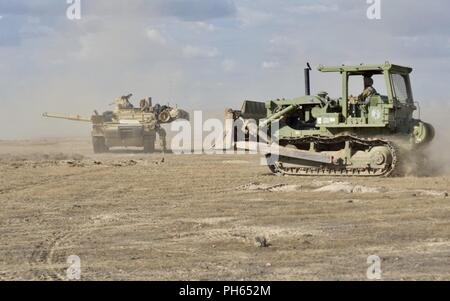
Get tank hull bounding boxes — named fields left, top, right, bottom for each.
left=92, top=123, right=159, bottom=153
left=43, top=93, right=188, bottom=154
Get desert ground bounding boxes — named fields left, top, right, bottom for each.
left=0, top=138, right=449, bottom=281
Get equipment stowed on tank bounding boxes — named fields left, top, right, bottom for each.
left=227, top=62, right=435, bottom=177
left=43, top=94, right=189, bottom=153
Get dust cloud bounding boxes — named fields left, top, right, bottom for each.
left=421, top=104, right=450, bottom=176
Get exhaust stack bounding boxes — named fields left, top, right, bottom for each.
left=304, top=62, right=312, bottom=96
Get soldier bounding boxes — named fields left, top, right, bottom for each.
left=140, top=98, right=150, bottom=112
left=153, top=103, right=162, bottom=115
left=349, top=76, right=377, bottom=117
left=156, top=126, right=167, bottom=152
left=120, top=94, right=134, bottom=109
left=358, top=76, right=377, bottom=103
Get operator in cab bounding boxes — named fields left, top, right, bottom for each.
left=349, top=76, right=377, bottom=117
left=358, top=76, right=377, bottom=103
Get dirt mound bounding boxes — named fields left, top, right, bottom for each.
left=237, top=182, right=302, bottom=192
left=238, top=181, right=447, bottom=197
left=412, top=190, right=449, bottom=198
left=314, top=182, right=386, bottom=194
left=0, top=152, right=84, bottom=163
left=238, top=181, right=384, bottom=194
left=222, top=160, right=251, bottom=165
left=0, top=153, right=166, bottom=169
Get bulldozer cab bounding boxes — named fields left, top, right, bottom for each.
left=318, top=62, right=415, bottom=127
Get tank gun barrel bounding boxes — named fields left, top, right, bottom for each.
left=259, top=104, right=297, bottom=128
left=42, top=112, right=91, bottom=123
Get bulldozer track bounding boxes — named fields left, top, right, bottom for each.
left=268, top=135, right=399, bottom=177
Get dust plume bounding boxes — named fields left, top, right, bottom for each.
left=421, top=104, right=450, bottom=176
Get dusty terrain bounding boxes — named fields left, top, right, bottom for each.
left=0, top=138, right=449, bottom=281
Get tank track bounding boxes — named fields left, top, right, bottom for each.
left=268, top=135, right=399, bottom=177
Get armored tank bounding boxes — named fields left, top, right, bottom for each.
left=229, top=62, right=434, bottom=177
left=43, top=94, right=189, bottom=153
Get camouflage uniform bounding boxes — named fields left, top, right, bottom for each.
left=348, top=77, right=377, bottom=117
left=358, top=86, right=377, bottom=103
left=358, top=77, right=377, bottom=103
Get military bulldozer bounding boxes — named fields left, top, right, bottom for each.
left=228, top=62, right=434, bottom=177
left=43, top=94, right=189, bottom=154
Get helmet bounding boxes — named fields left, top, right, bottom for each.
left=364, top=77, right=374, bottom=87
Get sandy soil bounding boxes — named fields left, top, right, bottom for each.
left=0, top=138, right=449, bottom=281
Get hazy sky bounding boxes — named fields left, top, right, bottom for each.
left=0, top=0, right=449, bottom=139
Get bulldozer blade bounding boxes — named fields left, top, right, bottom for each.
left=235, top=141, right=332, bottom=164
